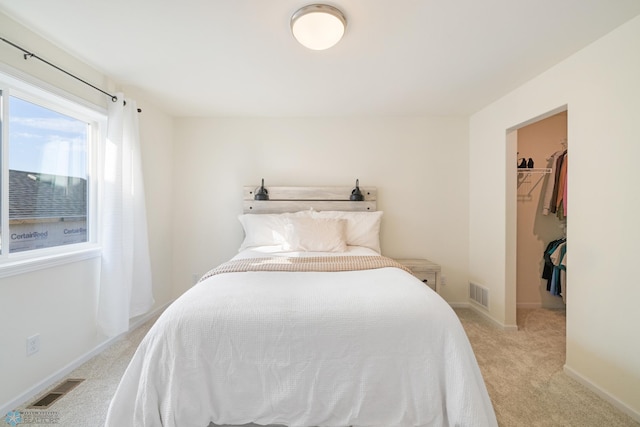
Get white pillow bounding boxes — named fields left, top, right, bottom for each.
left=238, top=210, right=313, bottom=251
left=284, top=217, right=347, bottom=252
left=311, top=210, right=383, bottom=253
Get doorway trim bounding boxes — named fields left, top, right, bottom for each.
left=504, top=104, right=567, bottom=326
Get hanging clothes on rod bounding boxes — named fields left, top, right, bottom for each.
left=558, top=152, right=568, bottom=219
left=542, top=147, right=568, bottom=217
left=542, top=238, right=567, bottom=301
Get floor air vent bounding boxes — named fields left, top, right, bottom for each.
left=29, top=378, right=84, bottom=409
left=469, top=282, right=489, bottom=308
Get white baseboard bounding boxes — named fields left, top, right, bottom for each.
left=454, top=301, right=518, bottom=331
left=128, top=300, right=171, bottom=330
left=563, top=365, right=640, bottom=423
left=447, top=301, right=470, bottom=308
left=0, top=301, right=172, bottom=416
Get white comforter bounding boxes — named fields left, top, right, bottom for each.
left=106, top=248, right=497, bottom=427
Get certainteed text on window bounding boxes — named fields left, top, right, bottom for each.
left=0, top=70, right=104, bottom=270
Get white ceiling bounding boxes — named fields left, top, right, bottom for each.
left=1, top=0, right=639, bottom=117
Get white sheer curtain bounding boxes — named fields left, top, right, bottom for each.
left=97, top=93, right=154, bottom=337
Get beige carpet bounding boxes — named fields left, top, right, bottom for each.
left=457, top=307, right=638, bottom=427
left=10, top=308, right=639, bottom=426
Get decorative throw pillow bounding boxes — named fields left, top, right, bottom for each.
left=284, top=217, right=347, bottom=252
left=311, top=210, right=383, bottom=253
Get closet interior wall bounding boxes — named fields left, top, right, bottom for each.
left=516, top=111, right=567, bottom=309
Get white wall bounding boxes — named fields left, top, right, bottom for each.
left=469, top=15, right=640, bottom=419
left=172, top=117, right=470, bottom=303
left=0, top=12, right=175, bottom=410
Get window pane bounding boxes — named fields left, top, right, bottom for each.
left=6, top=96, right=89, bottom=253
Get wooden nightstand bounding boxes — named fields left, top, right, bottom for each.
left=395, top=258, right=441, bottom=293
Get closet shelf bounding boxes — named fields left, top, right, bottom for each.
left=517, top=168, right=551, bottom=199
left=517, top=168, right=552, bottom=174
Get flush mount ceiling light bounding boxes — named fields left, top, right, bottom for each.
left=291, top=4, right=347, bottom=50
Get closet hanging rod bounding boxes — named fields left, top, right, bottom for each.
left=517, top=168, right=552, bottom=174
left=0, top=37, right=141, bottom=112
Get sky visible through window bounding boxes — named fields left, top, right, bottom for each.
left=9, top=96, right=87, bottom=179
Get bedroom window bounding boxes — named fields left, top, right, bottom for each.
left=0, top=71, right=104, bottom=268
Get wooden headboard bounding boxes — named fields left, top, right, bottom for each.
left=243, top=186, right=377, bottom=214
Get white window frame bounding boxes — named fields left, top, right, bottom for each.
left=0, top=67, right=105, bottom=278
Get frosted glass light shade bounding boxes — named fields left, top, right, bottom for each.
left=291, top=4, right=346, bottom=50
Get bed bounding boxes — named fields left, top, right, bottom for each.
left=105, top=186, right=497, bottom=427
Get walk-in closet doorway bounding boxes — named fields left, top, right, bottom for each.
left=506, top=106, right=568, bottom=334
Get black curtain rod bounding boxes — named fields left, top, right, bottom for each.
left=1, top=37, right=141, bottom=112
